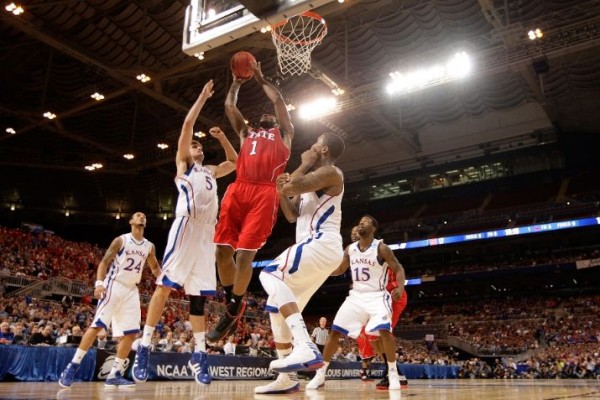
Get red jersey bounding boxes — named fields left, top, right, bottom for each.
left=386, top=267, right=399, bottom=292
left=237, top=127, right=290, bottom=184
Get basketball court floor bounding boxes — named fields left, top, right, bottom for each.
left=0, top=379, right=598, bottom=400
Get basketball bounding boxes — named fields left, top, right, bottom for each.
left=230, top=51, right=256, bottom=79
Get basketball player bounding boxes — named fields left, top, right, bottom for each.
left=357, top=261, right=409, bottom=388
left=58, top=212, right=160, bottom=388
left=254, top=132, right=345, bottom=394
left=307, top=215, right=406, bottom=391
left=208, top=62, right=294, bottom=342
left=132, top=80, right=237, bottom=385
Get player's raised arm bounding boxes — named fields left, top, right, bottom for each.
left=178, top=80, right=214, bottom=173
left=225, top=75, right=251, bottom=141
left=207, top=127, right=237, bottom=178
left=252, top=62, right=294, bottom=147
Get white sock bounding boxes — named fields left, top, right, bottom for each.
left=109, top=357, right=126, bottom=377
left=141, top=325, right=155, bottom=347
left=388, top=361, right=398, bottom=376
left=72, top=348, right=87, bottom=364
left=318, top=361, right=330, bottom=374
left=285, top=313, right=312, bottom=345
left=194, top=332, right=206, bottom=352
left=276, top=347, right=292, bottom=359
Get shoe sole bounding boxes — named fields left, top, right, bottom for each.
left=58, top=381, right=71, bottom=389
left=254, top=383, right=300, bottom=394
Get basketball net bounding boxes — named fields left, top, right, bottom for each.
left=271, top=11, right=327, bottom=76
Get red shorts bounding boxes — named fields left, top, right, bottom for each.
left=214, top=181, right=279, bottom=251
left=357, top=291, right=408, bottom=359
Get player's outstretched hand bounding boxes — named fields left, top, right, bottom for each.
left=251, top=61, right=267, bottom=84
left=199, top=79, right=214, bottom=100
left=209, top=127, right=226, bottom=140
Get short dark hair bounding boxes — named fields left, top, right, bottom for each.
left=191, top=140, right=202, bottom=147
left=362, top=214, right=379, bottom=231
left=321, top=132, right=345, bottom=161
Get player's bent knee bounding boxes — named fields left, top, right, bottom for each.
left=189, top=295, right=206, bottom=316
left=259, top=272, right=296, bottom=306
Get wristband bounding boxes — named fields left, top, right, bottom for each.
left=95, top=280, right=105, bottom=288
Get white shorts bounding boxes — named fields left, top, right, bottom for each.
left=158, top=216, right=217, bottom=296
left=331, top=289, right=393, bottom=339
left=263, top=232, right=343, bottom=312
left=91, top=280, right=140, bottom=337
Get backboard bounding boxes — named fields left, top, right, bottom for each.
left=182, top=0, right=337, bottom=55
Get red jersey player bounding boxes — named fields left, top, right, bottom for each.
left=208, top=61, right=294, bottom=342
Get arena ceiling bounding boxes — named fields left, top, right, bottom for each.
left=1, top=0, right=599, bottom=226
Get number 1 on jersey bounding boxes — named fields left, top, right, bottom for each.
left=249, top=140, right=257, bottom=155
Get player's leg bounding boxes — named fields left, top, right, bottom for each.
left=105, top=332, right=136, bottom=388
left=58, top=325, right=103, bottom=387
left=188, top=296, right=211, bottom=384
left=259, top=268, right=322, bottom=373
left=308, top=294, right=366, bottom=390
left=254, top=312, right=299, bottom=394
left=378, top=330, right=400, bottom=390
left=60, top=281, right=121, bottom=388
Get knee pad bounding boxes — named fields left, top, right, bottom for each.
left=259, top=271, right=296, bottom=308
left=270, top=312, right=293, bottom=344
left=189, top=296, right=206, bottom=316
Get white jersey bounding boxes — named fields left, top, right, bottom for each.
left=174, top=162, right=218, bottom=224
left=348, top=238, right=388, bottom=293
left=295, top=182, right=344, bottom=243
left=105, top=233, right=153, bottom=287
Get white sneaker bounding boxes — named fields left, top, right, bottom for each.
left=254, top=372, right=299, bottom=394
left=306, top=369, right=326, bottom=390
left=388, top=372, right=401, bottom=390
left=269, top=342, right=323, bottom=373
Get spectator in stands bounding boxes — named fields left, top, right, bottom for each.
left=28, top=324, right=54, bottom=346
left=157, top=330, right=174, bottom=352
left=346, top=347, right=358, bottom=362
left=0, top=321, right=14, bottom=344
left=11, top=322, right=26, bottom=345
left=223, top=334, right=237, bottom=355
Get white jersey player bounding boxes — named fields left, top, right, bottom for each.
left=307, top=215, right=406, bottom=391
left=255, top=132, right=346, bottom=395
left=59, top=212, right=160, bottom=389
left=133, top=80, right=237, bottom=386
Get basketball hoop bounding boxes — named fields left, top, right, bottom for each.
left=271, top=11, right=327, bottom=76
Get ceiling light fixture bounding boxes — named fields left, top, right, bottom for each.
left=194, top=131, right=206, bottom=138
left=193, top=52, right=205, bottom=60
left=157, top=143, right=169, bottom=150
left=136, top=73, right=151, bottom=83
left=5, top=2, right=24, bottom=15
left=528, top=28, right=543, bottom=40
left=123, top=153, right=135, bottom=160
left=386, top=51, right=472, bottom=95
left=90, top=92, right=105, bottom=101
left=6, top=127, right=16, bottom=134
left=43, top=111, right=57, bottom=120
